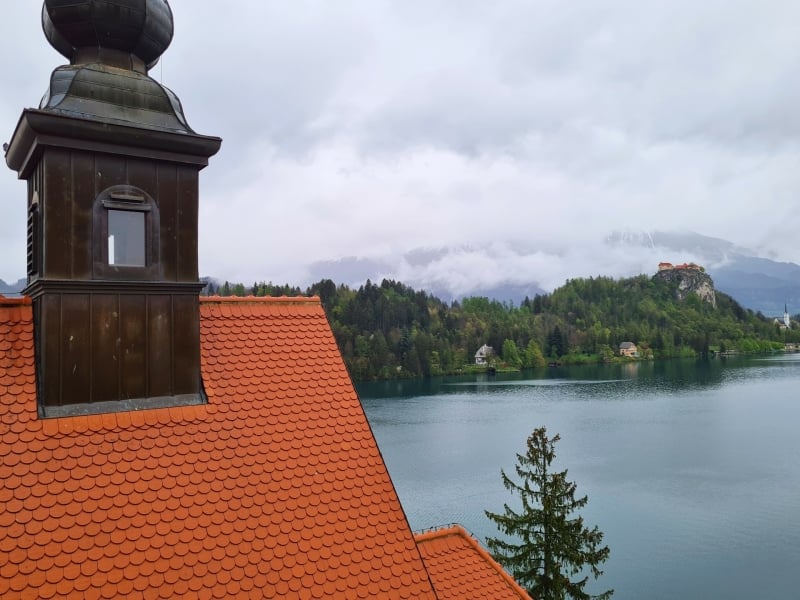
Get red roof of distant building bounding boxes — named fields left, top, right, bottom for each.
left=415, top=525, right=533, bottom=599
left=0, top=296, right=440, bottom=599
left=658, top=262, right=703, bottom=272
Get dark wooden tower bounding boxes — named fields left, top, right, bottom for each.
left=5, top=0, right=221, bottom=416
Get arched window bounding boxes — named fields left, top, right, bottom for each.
left=93, top=185, right=160, bottom=280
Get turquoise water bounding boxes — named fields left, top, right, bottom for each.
left=358, top=355, right=800, bottom=600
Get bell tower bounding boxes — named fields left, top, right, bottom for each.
left=5, top=0, right=221, bottom=416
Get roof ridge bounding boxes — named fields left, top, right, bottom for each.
left=0, top=295, right=32, bottom=307
left=414, top=523, right=474, bottom=542
left=201, top=295, right=320, bottom=305
left=0, top=294, right=322, bottom=306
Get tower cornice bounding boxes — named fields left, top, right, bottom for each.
left=6, top=109, right=221, bottom=178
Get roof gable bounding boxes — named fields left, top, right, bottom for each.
left=475, top=344, right=493, bottom=356
left=415, top=525, right=533, bottom=599
left=0, top=296, right=436, bottom=598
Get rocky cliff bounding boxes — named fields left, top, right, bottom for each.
left=654, top=267, right=717, bottom=308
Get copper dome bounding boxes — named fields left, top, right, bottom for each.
left=42, top=0, right=173, bottom=69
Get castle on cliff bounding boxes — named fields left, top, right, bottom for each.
left=658, top=262, right=704, bottom=272
left=654, top=262, right=716, bottom=307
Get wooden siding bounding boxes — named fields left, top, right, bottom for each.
left=35, top=148, right=200, bottom=283
left=38, top=292, right=201, bottom=407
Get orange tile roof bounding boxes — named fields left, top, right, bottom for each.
left=0, top=296, right=438, bottom=599
left=415, top=525, right=533, bottom=600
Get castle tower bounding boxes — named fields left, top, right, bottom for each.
left=5, top=0, right=221, bottom=416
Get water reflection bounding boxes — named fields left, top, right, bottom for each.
left=358, top=357, right=732, bottom=399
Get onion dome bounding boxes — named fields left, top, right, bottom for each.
left=42, top=0, right=173, bottom=71
left=38, top=0, right=194, bottom=134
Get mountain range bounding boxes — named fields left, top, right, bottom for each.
left=0, top=278, right=25, bottom=297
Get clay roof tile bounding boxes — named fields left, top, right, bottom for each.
left=415, top=524, right=534, bottom=599
left=0, top=298, right=441, bottom=598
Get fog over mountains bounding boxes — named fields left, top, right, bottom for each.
left=3, top=231, right=796, bottom=316
left=305, top=230, right=798, bottom=316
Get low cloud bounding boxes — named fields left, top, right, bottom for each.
left=2, top=0, right=800, bottom=286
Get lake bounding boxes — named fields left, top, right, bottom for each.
left=357, top=355, right=800, bottom=600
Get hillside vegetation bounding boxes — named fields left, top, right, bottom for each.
left=206, top=274, right=796, bottom=381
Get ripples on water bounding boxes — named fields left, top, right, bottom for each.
left=358, top=355, right=800, bottom=600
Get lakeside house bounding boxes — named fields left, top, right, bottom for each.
left=0, top=3, right=531, bottom=599
left=619, top=341, right=639, bottom=358
left=475, top=343, right=494, bottom=365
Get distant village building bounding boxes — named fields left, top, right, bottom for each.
left=475, top=344, right=494, bottom=365
left=619, top=342, right=639, bottom=358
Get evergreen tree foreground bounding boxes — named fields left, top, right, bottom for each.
left=485, top=427, right=613, bottom=600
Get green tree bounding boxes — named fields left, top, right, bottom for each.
left=596, top=344, right=615, bottom=363
left=502, top=339, right=523, bottom=368
left=485, top=427, right=613, bottom=600
left=547, top=326, right=565, bottom=358
left=524, top=339, right=546, bottom=368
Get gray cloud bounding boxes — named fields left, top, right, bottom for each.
left=2, top=0, right=799, bottom=289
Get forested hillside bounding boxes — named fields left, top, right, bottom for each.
left=205, top=275, right=796, bottom=381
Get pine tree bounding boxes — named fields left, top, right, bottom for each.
left=485, top=427, right=613, bottom=600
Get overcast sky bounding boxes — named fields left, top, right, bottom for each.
left=2, top=1, right=799, bottom=292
